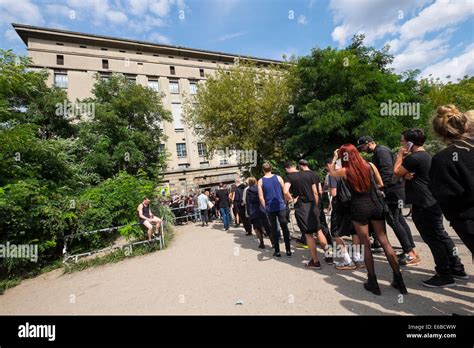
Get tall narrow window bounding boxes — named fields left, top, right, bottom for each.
left=176, top=143, right=187, bottom=158
left=158, top=144, right=165, bottom=155
left=171, top=103, right=183, bottom=130
left=54, top=72, right=68, bottom=88
left=199, top=68, right=204, bottom=77
left=197, top=143, right=207, bottom=157
left=189, top=81, right=197, bottom=95
left=169, top=80, right=180, bottom=94
left=57, top=55, right=64, bottom=65
left=102, top=59, right=109, bottom=69
left=170, top=66, right=176, bottom=75
left=148, top=78, right=159, bottom=92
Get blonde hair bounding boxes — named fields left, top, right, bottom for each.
left=432, top=105, right=472, bottom=145
left=247, top=176, right=257, bottom=186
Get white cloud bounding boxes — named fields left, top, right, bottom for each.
left=329, top=0, right=430, bottom=45
left=106, top=10, right=128, bottom=24
left=45, top=4, right=72, bottom=18
left=4, top=28, right=22, bottom=43
left=0, top=0, right=45, bottom=26
left=399, top=0, right=474, bottom=41
left=148, top=32, right=171, bottom=44
left=421, top=44, right=474, bottom=82
left=127, top=0, right=148, bottom=15
left=298, top=15, right=308, bottom=25
left=149, top=0, right=172, bottom=17
left=217, top=31, right=246, bottom=42
left=391, top=35, right=450, bottom=72
left=128, top=15, right=167, bottom=33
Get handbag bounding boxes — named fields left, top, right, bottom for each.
left=336, top=178, right=352, bottom=205
left=368, top=163, right=395, bottom=226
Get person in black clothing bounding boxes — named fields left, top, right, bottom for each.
left=216, top=183, right=231, bottom=231
left=394, top=128, right=467, bottom=288
left=357, top=136, right=420, bottom=266
left=324, top=158, right=363, bottom=270
left=430, top=105, right=474, bottom=255
left=234, top=180, right=252, bottom=235
left=246, top=176, right=272, bottom=248
left=298, top=159, right=333, bottom=259
left=137, top=197, right=162, bottom=241
left=329, top=144, right=407, bottom=295
left=284, top=161, right=331, bottom=269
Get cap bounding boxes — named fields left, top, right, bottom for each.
left=356, top=136, right=374, bottom=148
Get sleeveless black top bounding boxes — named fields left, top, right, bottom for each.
left=139, top=204, right=151, bottom=222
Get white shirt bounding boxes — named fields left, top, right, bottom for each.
left=197, top=194, right=209, bottom=210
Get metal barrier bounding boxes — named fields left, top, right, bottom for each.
left=168, top=204, right=200, bottom=223
left=63, top=221, right=165, bottom=263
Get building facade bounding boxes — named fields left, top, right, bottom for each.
left=13, top=23, right=280, bottom=195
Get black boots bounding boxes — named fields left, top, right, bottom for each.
left=363, top=272, right=408, bottom=295
left=391, top=271, right=408, bottom=294
left=364, top=274, right=381, bottom=295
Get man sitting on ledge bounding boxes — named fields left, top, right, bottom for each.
left=137, top=197, right=162, bottom=241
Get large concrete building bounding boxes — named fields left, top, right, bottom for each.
left=12, top=23, right=280, bottom=195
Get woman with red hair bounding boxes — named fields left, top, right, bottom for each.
left=328, top=144, right=407, bottom=295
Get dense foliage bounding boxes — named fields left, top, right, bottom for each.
left=0, top=50, right=172, bottom=279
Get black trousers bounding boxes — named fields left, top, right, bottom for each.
left=450, top=218, right=474, bottom=256
left=267, top=209, right=291, bottom=253
left=200, top=209, right=208, bottom=224
left=387, top=203, right=415, bottom=253
left=238, top=205, right=252, bottom=234
left=412, top=203, right=465, bottom=277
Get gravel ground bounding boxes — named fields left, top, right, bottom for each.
left=0, top=217, right=472, bottom=315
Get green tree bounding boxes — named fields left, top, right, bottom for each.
left=74, top=73, right=171, bottom=180
left=0, top=49, right=75, bottom=139
left=421, top=75, right=474, bottom=112
left=284, top=35, right=432, bottom=167
left=182, top=59, right=293, bottom=174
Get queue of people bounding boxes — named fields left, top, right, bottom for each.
left=141, top=104, right=472, bottom=296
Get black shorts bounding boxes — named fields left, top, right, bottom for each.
left=294, top=201, right=320, bottom=234
left=331, top=201, right=356, bottom=237
left=351, top=200, right=384, bottom=225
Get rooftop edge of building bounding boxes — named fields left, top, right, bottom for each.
left=12, top=23, right=285, bottom=66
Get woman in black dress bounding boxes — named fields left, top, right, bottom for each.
left=328, top=144, right=407, bottom=295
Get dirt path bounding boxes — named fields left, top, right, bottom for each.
left=0, top=219, right=472, bottom=315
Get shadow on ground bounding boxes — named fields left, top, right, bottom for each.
left=207, top=220, right=473, bottom=315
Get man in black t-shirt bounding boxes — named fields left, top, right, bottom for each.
left=215, top=182, right=231, bottom=231
left=298, top=159, right=333, bottom=250
left=284, top=161, right=331, bottom=269
left=357, top=136, right=418, bottom=265
left=394, top=128, right=467, bottom=288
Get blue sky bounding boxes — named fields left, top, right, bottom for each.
left=1, top=0, right=473, bottom=81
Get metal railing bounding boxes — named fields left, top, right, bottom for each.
left=63, top=221, right=165, bottom=263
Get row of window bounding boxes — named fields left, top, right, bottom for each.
left=175, top=143, right=229, bottom=165
left=56, top=54, right=206, bottom=77
left=175, top=142, right=207, bottom=158
left=55, top=42, right=230, bottom=66
left=54, top=71, right=198, bottom=95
